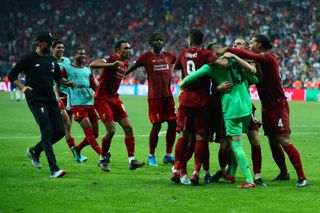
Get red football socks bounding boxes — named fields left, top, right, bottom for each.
left=84, top=126, right=101, bottom=155
left=66, top=137, right=76, bottom=149
left=284, top=144, right=306, bottom=179
left=149, top=126, right=159, bottom=155
left=270, top=143, right=288, bottom=174
left=251, top=145, right=262, bottom=174
left=77, top=138, right=89, bottom=151
left=125, top=136, right=135, bottom=157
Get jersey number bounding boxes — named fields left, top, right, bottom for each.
left=186, top=60, right=196, bottom=75
left=278, top=118, right=283, bottom=128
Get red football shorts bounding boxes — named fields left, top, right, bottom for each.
left=94, top=98, right=128, bottom=122
left=148, top=96, right=176, bottom=123
left=58, top=93, right=67, bottom=110
left=262, top=100, right=291, bottom=136
left=248, top=105, right=262, bottom=131
left=72, top=106, right=98, bottom=122
left=206, top=95, right=226, bottom=142
left=177, top=105, right=209, bottom=134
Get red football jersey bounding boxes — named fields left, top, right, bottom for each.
left=175, top=48, right=217, bottom=107
left=135, top=51, right=176, bottom=99
left=227, top=48, right=287, bottom=109
left=94, top=54, right=128, bottom=99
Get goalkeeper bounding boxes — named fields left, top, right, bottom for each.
left=181, top=44, right=258, bottom=188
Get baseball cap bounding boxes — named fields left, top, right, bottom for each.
left=35, top=32, right=54, bottom=45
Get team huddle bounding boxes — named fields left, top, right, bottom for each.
left=8, top=29, right=308, bottom=188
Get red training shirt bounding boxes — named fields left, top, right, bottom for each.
left=94, top=54, right=128, bottom=100
left=135, top=51, right=176, bottom=99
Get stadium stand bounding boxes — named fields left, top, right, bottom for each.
left=0, top=0, right=319, bottom=88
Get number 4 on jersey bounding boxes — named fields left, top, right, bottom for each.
left=278, top=118, right=283, bottom=128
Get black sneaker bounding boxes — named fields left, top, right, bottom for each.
left=26, top=148, right=42, bottom=169
left=98, top=154, right=111, bottom=172
left=272, top=173, right=290, bottom=181
left=296, top=178, right=308, bottom=187
left=129, top=159, right=145, bottom=170
left=254, top=178, right=267, bottom=187
left=191, top=173, right=200, bottom=186
left=204, top=173, right=211, bottom=183
left=210, top=170, right=223, bottom=182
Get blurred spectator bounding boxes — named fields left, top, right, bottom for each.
left=0, top=0, right=319, bottom=88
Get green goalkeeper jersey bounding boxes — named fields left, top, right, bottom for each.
left=182, top=59, right=258, bottom=119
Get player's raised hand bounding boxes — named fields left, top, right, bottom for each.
left=222, top=52, right=236, bottom=58
left=21, top=86, right=33, bottom=94
left=112, top=61, right=124, bottom=67
left=66, top=80, right=76, bottom=88
left=217, top=81, right=233, bottom=93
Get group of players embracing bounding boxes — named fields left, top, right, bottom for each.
left=11, top=29, right=308, bottom=188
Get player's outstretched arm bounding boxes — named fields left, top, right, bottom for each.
left=126, top=62, right=140, bottom=75
left=181, top=64, right=212, bottom=87
left=59, top=78, right=76, bottom=88
left=223, top=52, right=256, bottom=75
left=13, top=79, right=33, bottom=94
left=227, top=48, right=267, bottom=64
left=90, top=59, right=124, bottom=69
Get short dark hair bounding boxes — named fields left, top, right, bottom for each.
left=207, top=42, right=222, bottom=52
left=189, top=28, right=203, bottom=46
left=52, top=40, right=64, bottom=49
left=114, top=39, right=129, bottom=51
left=254, top=34, right=272, bottom=50
left=148, top=32, right=164, bottom=46
left=74, top=47, right=85, bottom=55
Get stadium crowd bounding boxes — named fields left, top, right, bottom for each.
left=0, top=0, right=319, bottom=88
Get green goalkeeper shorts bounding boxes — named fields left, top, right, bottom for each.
left=224, top=115, right=251, bottom=136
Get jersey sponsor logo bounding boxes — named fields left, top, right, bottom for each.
left=40, top=107, right=45, bottom=113
left=153, top=64, right=169, bottom=71
left=35, top=64, right=40, bottom=67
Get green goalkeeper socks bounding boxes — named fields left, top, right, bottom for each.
left=230, top=140, right=253, bottom=183
left=228, top=152, right=238, bottom=177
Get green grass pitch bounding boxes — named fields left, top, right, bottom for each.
left=0, top=92, right=319, bottom=213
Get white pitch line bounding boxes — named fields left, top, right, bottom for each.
left=291, top=125, right=320, bottom=128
